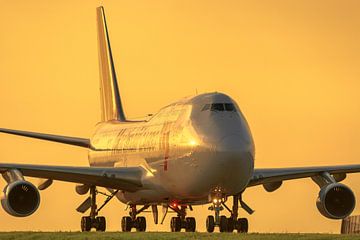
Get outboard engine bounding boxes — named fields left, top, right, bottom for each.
left=1, top=180, right=40, bottom=217
left=0, top=170, right=40, bottom=217
left=316, top=183, right=355, bottom=219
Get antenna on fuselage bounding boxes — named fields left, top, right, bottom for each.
left=96, top=6, right=127, bottom=122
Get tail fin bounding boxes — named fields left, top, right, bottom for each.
left=96, top=6, right=126, bottom=122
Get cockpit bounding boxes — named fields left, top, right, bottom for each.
left=201, top=103, right=237, bottom=112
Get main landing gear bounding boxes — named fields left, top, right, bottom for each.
left=79, top=186, right=118, bottom=232
left=121, top=205, right=149, bottom=232
left=77, top=185, right=151, bottom=232
left=169, top=205, right=196, bottom=232
left=206, top=194, right=253, bottom=233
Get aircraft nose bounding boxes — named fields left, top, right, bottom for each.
left=210, top=134, right=254, bottom=194
left=217, top=134, right=244, bottom=153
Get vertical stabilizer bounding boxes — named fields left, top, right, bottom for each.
left=96, top=6, right=126, bottom=122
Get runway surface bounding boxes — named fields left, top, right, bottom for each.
left=0, top=232, right=355, bottom=240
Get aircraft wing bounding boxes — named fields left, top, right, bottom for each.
left=248, top=164, right=360, bottom=188
left=0, top=163, right=143, bottom=192
left=0, top=128, right=90, bottom=148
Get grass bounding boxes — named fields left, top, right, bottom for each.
left=0, top=232, right=357, bottom=240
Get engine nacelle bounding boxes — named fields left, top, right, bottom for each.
left=1, top=180, right=40, bottom=217
left=316, top=183, right=355, bottom=219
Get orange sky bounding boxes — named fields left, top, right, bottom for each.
left=0, top=0, right=360, bottom=233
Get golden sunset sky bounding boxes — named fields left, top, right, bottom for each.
left=0, top=0, right=360, bottom=233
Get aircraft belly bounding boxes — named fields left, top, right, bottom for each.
left=115, top=189, right=170, bottom=205
left=163, top=153, right=252, bottom=198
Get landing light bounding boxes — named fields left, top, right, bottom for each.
left=213, top=198, right=221, bottom=204
left=189, top=140, right=197, bottom=146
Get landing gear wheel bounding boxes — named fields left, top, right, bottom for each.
left=136, top=217, right=147, bottom=232
left=121, top=216, right=133, bottom=232
left=236, top=218, right=248, bottom=233
left=185, top=217, right=196, bottom=232
left=96, top=216, right=106, bottom=232
left=170, top=217, right=181, bottom=232
left=227, top=217, right=234, bottom=232
left=219, top=215, right=228, bottom=232
left=81, top=216, right=92, bottom=232
left=206, top=215, right=215, bottom=233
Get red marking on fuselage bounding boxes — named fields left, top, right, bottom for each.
left=160, top=122, right=171, bottom=171
left=164, top=132, right=170, bottom=171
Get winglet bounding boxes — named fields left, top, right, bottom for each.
left=96, top=6, right=126, bottom=122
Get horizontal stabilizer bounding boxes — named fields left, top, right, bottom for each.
left=0, top=128, right=90, bottom=148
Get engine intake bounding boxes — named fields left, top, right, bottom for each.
left=316, top=183, right=355, bottom=219
left=1, top=180, right=40, bottom=217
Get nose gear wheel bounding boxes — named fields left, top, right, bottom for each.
left=206, top=194, right=251, bottom=233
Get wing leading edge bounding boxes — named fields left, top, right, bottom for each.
left=0, top=163, right=143, bottom=192
left=249, top=164, right=360, bottom=188
left=0, top=128, right=90, bottom=148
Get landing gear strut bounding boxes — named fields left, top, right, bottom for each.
left=169, top=205, right=196, bottom=232
left=81, top=186, right=104, bottom=232
left=79, top=186, right=119, bottom=232
left=206, top=194, right=252, bottom=233
left=121, top=205, right=149, bottom=232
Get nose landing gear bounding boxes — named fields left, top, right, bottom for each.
left=206, top=199, right=224, bottom=232
left=206, top=194, right=253, bottom=233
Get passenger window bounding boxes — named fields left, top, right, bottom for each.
left=202, top=104, right=210, bottom=111
left=225, top=103, right=236, bottom=112
left=211, top=103, right=224, bottom=111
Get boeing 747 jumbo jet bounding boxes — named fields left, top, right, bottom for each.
left=0, top=6, right=359, bottom=233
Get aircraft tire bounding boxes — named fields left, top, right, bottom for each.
left=136, top=216, right=146, bottom=232
left=170, top=217, right=181, bottom=232
left=206, top=215, right=215, bottom=233
left=121, top=216, right=133, bottom=232
left=81, top=216, right=92, bottom=232
left=219, top=215, right=228, bottom=232
left=185, top=217, right=196, bottom=232
left=227, top=217, right=234, bottom=232
left=96, top=216, right=106, bottom=232
left=236, top=218, right=248, bottom=233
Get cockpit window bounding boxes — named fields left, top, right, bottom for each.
left=225, top=103, right=236, bottom=112
left=202, top=104, right=210, bottom=111
left=202, top=103, right=237, bottom=112
left=211, top=103, right=224, bottom=111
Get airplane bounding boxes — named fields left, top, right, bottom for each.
left=0, top=6, right=359, bottom=233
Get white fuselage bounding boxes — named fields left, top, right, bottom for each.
left=88, top=93, right=255, bottom=205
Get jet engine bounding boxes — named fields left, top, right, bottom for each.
left=316, top=183, right=355, bottom=219
left=1, top=180, right=40, bottom=217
